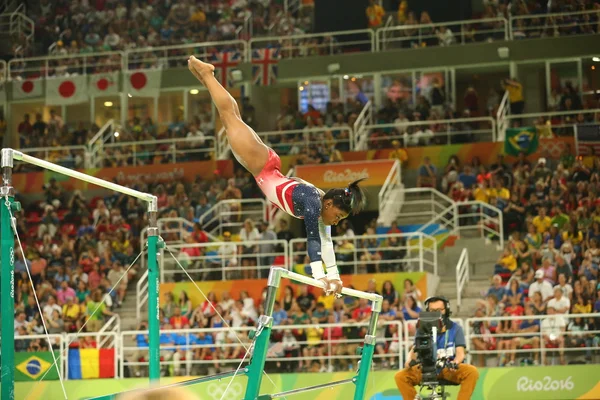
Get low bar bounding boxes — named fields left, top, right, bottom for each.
left=274, top=268, right=382, bottom=302
left=13, top=150, right=155, bottom=203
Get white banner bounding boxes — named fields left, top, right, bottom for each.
left=45, top=75, right=88, bottom=106
left=124, top=69, right=161, bottom=97
left=12, top=79, right=43, bottom=100
left=88, top=72, right=119, bottom=97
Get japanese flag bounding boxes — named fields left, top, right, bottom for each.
left=89, top=72, right=119, bottom=97
left=45, top=76, right=88, bottom=106
left=12, top=79, right=43, bottom=100
left=124, top=69, right=162, bottom=97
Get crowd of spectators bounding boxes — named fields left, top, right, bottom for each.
left=445, top=147, right=600, bottom=366
left=15, top=0, right=314, bottom=60
left=128, top=277, right=423, bottom=376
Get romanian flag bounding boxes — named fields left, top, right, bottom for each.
left=68, top=348, right=115, bottom=379
left=15, top=351, right=60, bottom=381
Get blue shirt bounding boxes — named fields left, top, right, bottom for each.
left=413, top=322, right=465, bottom=362
left=402, top=306, right=421, bottom=321
left=519, top=319, right=540, bottom=330
left=458, top=173, right=477, bottom=189
left=486, top=286, right=505, bottom=301
left=272, top=309, right=288, bottom=326
left=136, top=334, right=148, bottom=348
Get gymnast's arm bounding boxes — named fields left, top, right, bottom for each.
left=319, top=220, right=340, bottom=281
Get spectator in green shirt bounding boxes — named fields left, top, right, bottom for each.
left=86, top=289, right=114, bottom=332
left=551, top=206, right=570, bottom=230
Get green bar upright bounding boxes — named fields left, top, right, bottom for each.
left=1, top=195, right=15, bottom=400
left=147, top=233, right=160, bottom=382
left=1, top=148, right=16, bottom=400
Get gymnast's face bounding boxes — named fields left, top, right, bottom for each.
left=321, top=200, right=348, bottom=226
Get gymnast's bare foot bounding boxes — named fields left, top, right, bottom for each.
left=188, top=56, right=215, bottom=85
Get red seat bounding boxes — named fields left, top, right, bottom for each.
left=545, top=343, right=559, bottom=349
left=27, top=211, right=42, bottom=223
left=61, top=223, right=76, bottom=236
left=522, top=344, right=533, bottom=350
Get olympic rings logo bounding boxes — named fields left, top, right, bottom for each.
left=206, top=381, right=244, bottom=400
left=9, top=247, right=14, bottom=267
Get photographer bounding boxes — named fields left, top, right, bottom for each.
left=395, top=296, right=479, bottom=400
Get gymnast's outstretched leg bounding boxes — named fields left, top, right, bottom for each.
left=188, top=56, right=269, bottom=176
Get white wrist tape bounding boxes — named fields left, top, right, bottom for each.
left=310, top=261, right=326, bottom=280
left=326, top=265, right=340, bottom=281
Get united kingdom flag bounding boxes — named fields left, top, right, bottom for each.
left=252, top=48, right=280, bottom=86
left=209, top=51, right=242, bottom=88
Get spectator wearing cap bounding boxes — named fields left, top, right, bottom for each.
left=532, top=158, right=552, bottom=184
left=529, top=269, right=554, bottom=303
left=218, top=231, right=238, bottom=280
left=485, top=274, right=506, bottom=301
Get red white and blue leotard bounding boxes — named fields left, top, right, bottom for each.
left=255, top=149, right=336, bottom=277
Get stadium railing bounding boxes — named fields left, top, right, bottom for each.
left=160, top=238, right=288, bottom=282
left=376, top=17, right=508, bottom=51
left=363, top=116, right=496, bottom=148
left=197, top=198, right=268, bottom=237
left=8, top=51, right=125, bottom=80
left=124, top=40, right=248, bottom=70
left=20, top=145, right=88, bottom=170
left=496, top=91, right=510, bottom=141
left=98, top=315, right=121, bottom=349
left=97, top=136, right=215, bottom=166
left=119, top=321, right=403, bottom=378
left=257, top=125, right=354, bottom=154
left=0, top=59, right=6, bottom=82
left=0, top=4, right=33, bottom=45
left=353, top=100, right=373, bottom=151
left=456, top=248, right=470, bottom=313
left=399, top=188, right=504, bottom=250
left=377, top=159, right=403, bottom=226
left=465, top=313, right=600, bottom=366
left=248, top=29, right=376, bottom=60
left=509, top=9, right=600, bottom=40
left=290, top=232, right=438, bottom=276
left=501, top=108, right=600, bottom=140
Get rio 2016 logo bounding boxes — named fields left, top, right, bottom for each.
left=516, top=376, right=574, bottom=392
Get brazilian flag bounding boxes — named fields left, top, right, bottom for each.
left=504, top=126, right=539, bottom=156
left=15, top=351, right=60, bottom=381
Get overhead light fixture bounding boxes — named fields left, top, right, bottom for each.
left=128, top=93, right=132, bottom=98
left=114, top=131, right=120, bottom=138
left=190, top=89, right=199, bottom=95
left=299, top=86, right=304, bottom=91
left=592, top=66, right=596, bottom=70
left=592, top=57, right=600, bottom=62
left=304, top=81, right=309, bottom=85
left=343, top=75, right=349, bottom=80
left=104, top=101, right=113, bottom=107
left=351, top=77, right=357, bottom=82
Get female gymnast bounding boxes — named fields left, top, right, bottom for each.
left=188, top=56, right=366, bottom=296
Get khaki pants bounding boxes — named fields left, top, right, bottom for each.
left=87, top=319, right=103, bottom=332
left=395, top=364, right=479, bottom=400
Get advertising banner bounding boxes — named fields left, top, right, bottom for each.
left=294, top=159, right=396, bottom=189
left=9, top=365, right=600, bottom=399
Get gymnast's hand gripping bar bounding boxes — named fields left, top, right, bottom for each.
left=267, top=267, right=383, bottom=305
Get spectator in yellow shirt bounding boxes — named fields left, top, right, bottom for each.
left=366, top=0, right=385, bottom=28
left=473, top=180, right=490, bottom=203
left=532, top=207, right=552, bottom=234
left=502, top=78, right=525, bottom=115
left=494, top=247, right=517, bottom=274
left=389, top=140, right=408, bottom=166
left=397, top=0, right=408, bottom=24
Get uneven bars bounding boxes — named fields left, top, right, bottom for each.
left=270, top=267, right=382, bottom=303
left=11, top=149, right=156, bottom=206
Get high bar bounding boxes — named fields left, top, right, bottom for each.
left=273, top=268, right=382, bottom=303
left=9, top=150, right=156, bottom=205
